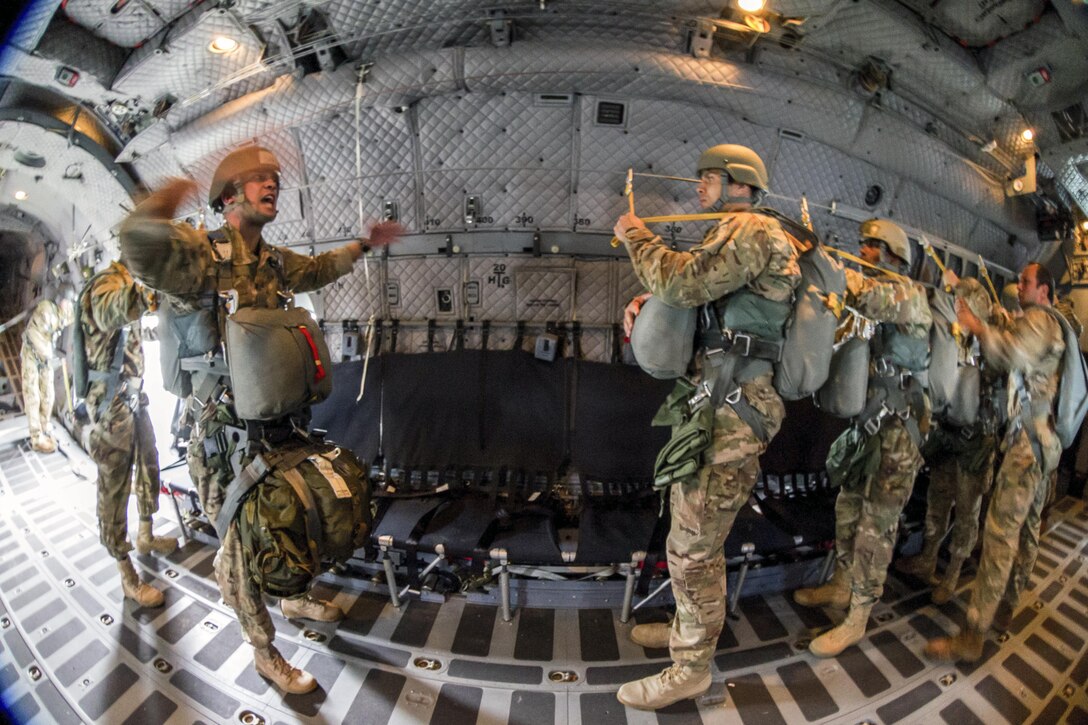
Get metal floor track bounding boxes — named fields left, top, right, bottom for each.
left=1, top=415, right=1088, bottom=725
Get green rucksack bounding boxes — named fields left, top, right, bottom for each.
left=228, top=442, right=371, bottom=598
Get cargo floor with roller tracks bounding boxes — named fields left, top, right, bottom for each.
left=1, top=414, right=1088, bottom=725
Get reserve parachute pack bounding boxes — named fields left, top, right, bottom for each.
left=218, top=441, right=371, bottom=598
left=225, top=305, right=332, bottom=420
left=927, top=288, right=980, bottom=426
left=629, top=207, right=843, bottom=401
left=1041, top=306, right=1088, bottom=449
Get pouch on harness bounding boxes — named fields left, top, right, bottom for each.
left=1040, top=306, right=1088, bottom=449
left=225, top=306, right=332, bottom=420
left=216, top=441, right=371, bottom=598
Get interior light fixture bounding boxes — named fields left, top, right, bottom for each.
left=208, top=36, right=239, bottom=54
left=14, top=190, right=27, bottom=201
left=1081, top=220, right=1088, bottom=231
left=743, top=14, right=771, bottom=32
left=738, top=0, right=766, bottom=12
left=1021, top=128, right=1034, bottom=142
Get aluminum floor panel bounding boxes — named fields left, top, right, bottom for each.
left=1, top=415, right=1087, bottom=724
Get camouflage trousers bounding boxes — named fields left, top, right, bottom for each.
left=89, top=393, right=160, bottom=560
left=968, top=427, right=1052, bottom=632
left=20, top=347, right=54, bottom=440
left=666, top=374, right=784, bottom=670
left=215, top=522, right=276, bottom=650
left=923, top=432, right=995, bottom=562
left=187, top=396, right=237, bottom=522
left=833, top=418, right=924, bottom=606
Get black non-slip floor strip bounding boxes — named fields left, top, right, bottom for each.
left=776, top=659, right=838, bottom=721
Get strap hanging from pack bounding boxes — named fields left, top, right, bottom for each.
left=427, top=319, right=437, bottom=352
left=214, top=446, right=314, bottom=541
left=281, top=467, right=324, bottom=574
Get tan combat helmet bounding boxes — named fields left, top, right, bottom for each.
left=696, top=144, right=770, bottom=192
left=860, top=218, right=911, bottom=267
left=208, top=146, right=281, bottom=212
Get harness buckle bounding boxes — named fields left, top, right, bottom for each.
left=731, top=333, right=752, bottom=357
left=688, top=381, right=712, bottom=411
left=899, top=371, right=912, bottom=390
left=874, top=357, right=893, bottom=376
left=724, top=387, right=742, bottom=405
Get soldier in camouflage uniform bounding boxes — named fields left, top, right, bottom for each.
left=120, top=146, right=400, bottom=695
left=21, top=297, right=71, bottom=453
left=926, top=262, right=1064, bottom=661
left=613, top=145, right=800, bottom=710
left=794, top=219, right=933, bottom=658
left=82, top=261, right=178, bottom=607
left=897, top=277, right=999, bottom=604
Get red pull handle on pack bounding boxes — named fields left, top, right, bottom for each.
left=297, top=325, right=325, bottom=382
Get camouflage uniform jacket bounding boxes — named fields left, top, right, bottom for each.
left=81, top=262, right=154, bottom=405
left=119, top=216, right=355, bottom=314
left=980, top=303, right=1064, bottom=470
left=623, top=210, right=799, bottom=311
left=22, top=300, right=64, bottom=362
left=843, top=267, right=932, bottom=340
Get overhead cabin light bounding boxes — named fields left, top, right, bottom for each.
left=208, top=36, right=239, bottom=54
left=14, top=190, right=28, bottom=201
left=1021, top=128, right=1034, bottom=142
left=1081, top=220, right=1088, bottom=231
left=738, top=0, right=766, bottom=12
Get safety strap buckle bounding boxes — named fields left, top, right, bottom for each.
left=723, top=387, right=742, bottom=405
left=688, top=381, right=712, bottom=411
left=874, top=357, right=894, bottom=376
left=863, top=402, right=892, bottom=436
left=730, top=333, right=752, bottom=357
left=899, top=371, right=912, bottom=390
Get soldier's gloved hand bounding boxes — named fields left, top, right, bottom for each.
left=366, top=220, right=405, bottom=248
left=623, top=292, right=652, bottom=338
left=613, top=212, right=647, bottom=242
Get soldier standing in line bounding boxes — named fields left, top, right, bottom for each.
left=926, top=262, right=1064, bottom=660
left=21, top=294, right=72, bottom=453
left=612, top=144, right=800, bottom=710
left=793, top=219, right=933, bottom=657
left=896, top=277, right=999, bottom=604
left=120, top=146, right=401, bottom=694
left=81, top=260, right=178, bottom=607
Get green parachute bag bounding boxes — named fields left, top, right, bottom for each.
left=651, top=378, right=714, bottom=490
left=235, top=443, right=372, bottom=598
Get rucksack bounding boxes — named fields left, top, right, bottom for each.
left=227, top=442, right=371, bottom=598
left=1041, top=306, right=1088, bottom=449
left=225, top=305, right=333, bottom=420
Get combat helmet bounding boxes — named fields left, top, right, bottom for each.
left=208, top=146, right=281, bottom=212
left=696, top=144, right=770, bottom=192
left=860, top=218, right=911, bottom=267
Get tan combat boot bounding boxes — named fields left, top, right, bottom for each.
left=135, top=519, right=179, bottom=556
left=281, top=594, right=343, bottom=622
left=924, top=628, right=984, bottom=662
left=118, top=559, right=164, bottom=607
left=629, top=622, right=670, bottom=649
left=894, top=545, right=939, bottom=583
left=254, top=646, right=317, bottom=695
left=931, top=556, right=963, bottom=605
left=793, top=566, right=850, bottom=609
left=809, top=603, right=872, bottom=658
left=616, top=664, right=711, bottom=710
left=31, top=435, right=56, bottom=454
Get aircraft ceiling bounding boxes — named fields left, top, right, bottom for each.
left=1, top=0, right=1087, bottom=298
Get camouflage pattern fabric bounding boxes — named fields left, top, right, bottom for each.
left=828, top=265, right=931, bottom=606
left=20, top=300, right=64, bottom=439
left=967, top=304, right=1063, bottom=632
left=216, top=523, right=275, bottom=649
left=831, top=418, right=924, bottom=606
left=622, top=208, right=799, bottom=669
left=921, top=426, right=996, bottom=562
left=1054, top=295, right=1083, bottom=338
left=80, top=263, right=159, bottom=560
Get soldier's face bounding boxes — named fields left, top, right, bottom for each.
left=1017, top=267, right=1046, bottom=307
left=859, top=239, right=882, bottom=265
left=230, top=171, right=280, bottom=223
left=697, top=171, right=722, bottom=209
